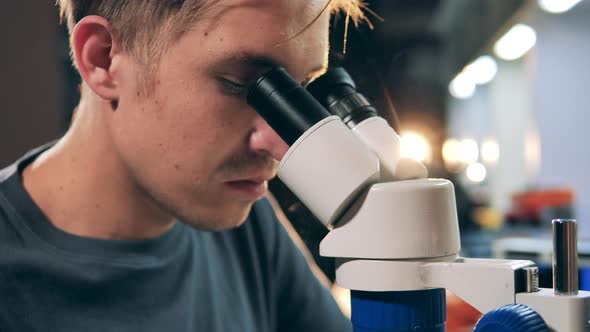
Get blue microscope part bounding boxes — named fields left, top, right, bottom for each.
left=351, top=288, right=446, bottom=332
left=474, top=303, right=549, bottom=332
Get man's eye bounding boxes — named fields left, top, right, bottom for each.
left=218, top=77, right=246, bottom=96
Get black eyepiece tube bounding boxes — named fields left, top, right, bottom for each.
left=247, top=67, right=333, bottom=146
left=307, top=67, right=378, bottom=129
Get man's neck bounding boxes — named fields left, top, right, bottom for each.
left=22, top=96, right=175, bottom=240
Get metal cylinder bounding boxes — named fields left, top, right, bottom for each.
left=553, top=219, right=578, bottom=295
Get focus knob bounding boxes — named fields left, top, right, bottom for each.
left=474, top=304, right=549, bottom=332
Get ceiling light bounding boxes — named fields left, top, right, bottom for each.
left=538, top=0, right=583, bottom=13
left=494, top=24, right=537, bottom=61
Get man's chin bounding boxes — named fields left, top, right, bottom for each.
left=181, top=204, right=253, bottom=232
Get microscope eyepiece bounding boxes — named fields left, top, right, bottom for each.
left=247, top=67, right=332, bottom=146
left=307, top=67, right=378, bottom=128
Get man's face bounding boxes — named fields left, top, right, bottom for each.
left=106, top=0, right=329, bottom=230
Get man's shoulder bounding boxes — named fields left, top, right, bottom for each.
left=0, top=142, right=54, bottom=186
left=0, top=142, right=56, bottom=245
left=0, top=163, right=24, bottom=245
left=0, top=161, right=19, bottom=219
left=0, top=161, right=17, bottom=184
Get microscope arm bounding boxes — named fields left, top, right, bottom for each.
left=333, top=257, right=535, bottom=313
left=422, top=258, right=537, bottom=313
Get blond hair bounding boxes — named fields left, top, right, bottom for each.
left=57, top=0, right=367, bottom=94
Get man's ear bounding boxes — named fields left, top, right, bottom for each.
left=72, top=15, right=119, bottom=101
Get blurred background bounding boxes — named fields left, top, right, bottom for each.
left=1, top=0, right=589, bottom=330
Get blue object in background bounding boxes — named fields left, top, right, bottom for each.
left=580, top=267, right=590, bottom=290
left=350, top=289, right=445, bottom=332
left=537, top=263, right=590, bottom=290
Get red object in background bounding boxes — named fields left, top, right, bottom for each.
left=446, top=292, right=481, bottom=331
left=506, top=188, right=574, bottom=224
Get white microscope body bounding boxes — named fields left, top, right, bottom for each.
left=278, top=113, right=590, bottom=331
left=248, top=67, right=590, bottom=331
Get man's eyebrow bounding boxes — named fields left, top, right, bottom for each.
left=211, top=53, right=284, bottom=72
left=210, top=52, right=326, bottom=84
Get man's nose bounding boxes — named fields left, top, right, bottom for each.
left=249, top=115, right=290, bottom=161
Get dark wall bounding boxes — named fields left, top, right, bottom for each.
left=0, top=1, right=62, bottom=167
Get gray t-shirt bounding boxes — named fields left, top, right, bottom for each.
left=0, top=145, right=351, bottom=332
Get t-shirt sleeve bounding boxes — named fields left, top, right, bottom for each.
left=252, top=199, right=352, bottom=332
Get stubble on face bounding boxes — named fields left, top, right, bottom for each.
left=109, top=0, right=330, bottom=232
left=217, top=149, right=278, bottom=182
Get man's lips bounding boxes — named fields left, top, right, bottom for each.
left=226, top=175, right=272, bottom=183
left=224, top=176, right=272, bottom=200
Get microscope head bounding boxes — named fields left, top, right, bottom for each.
left=247, top=67, right=459, bottom=264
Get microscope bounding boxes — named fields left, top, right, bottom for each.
left=247, top=67, right=590, bottom=331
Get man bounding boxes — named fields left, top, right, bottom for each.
left=0, top=0, right=363, bottom=330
